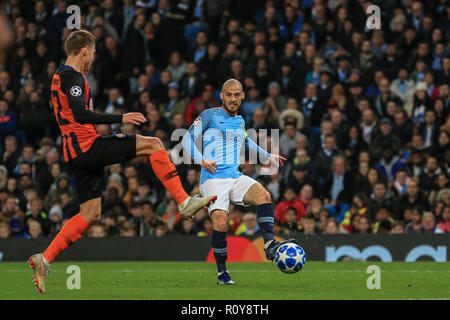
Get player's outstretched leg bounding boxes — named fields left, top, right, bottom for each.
left=28, top=198, right=98, bottom=293
left=211, top=210, right=235, bottom=285
left=137, top=135, right=216, bottom=219
left=243, top=183, right=297, bottom=261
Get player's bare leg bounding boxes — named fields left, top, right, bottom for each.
left=210, top=209, right=235, bottom=285
left=136, top=134, right=216, bottom=218
left=243, top=183, right=297, bottom=260
left=29, top=198, right=101, bottom=293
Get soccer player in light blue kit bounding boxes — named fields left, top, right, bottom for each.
left=182, top=79, right=297, bottom=285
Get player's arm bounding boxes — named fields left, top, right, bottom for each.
left=62, top=73, right=146, bottom=125
left=244, top=130, right=286, bottom=167
left=182, top=110, right=217, bottom=173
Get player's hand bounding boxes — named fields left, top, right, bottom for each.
left=201, top=159, right=218, bottom=173
left=269, top=154, right=287, bottom=168
left=122, top=112, right=147, bottom=125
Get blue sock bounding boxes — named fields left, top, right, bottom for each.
left=257, top=203, right=274, bottom=244
left=212, top=230, right=227, bottom=273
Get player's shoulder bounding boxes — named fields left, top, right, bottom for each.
left=200, top=107, right=221, bottom=117
left=56, top=66, right=84, bottom=85
left=197, top=107, right=222, bottom=122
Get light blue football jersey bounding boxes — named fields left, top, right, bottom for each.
left=182, top=107, right=270, bottom=184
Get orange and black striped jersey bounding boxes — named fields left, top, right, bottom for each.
left=51, top=65, right=122, bottom=162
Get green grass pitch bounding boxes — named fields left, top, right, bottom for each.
left=0, top=261, right=449, bottom=300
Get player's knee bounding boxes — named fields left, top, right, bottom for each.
left=256, top=190, right=271, bottom=205
left=263, top=190, right=271, bottom=203
left=215, top=221, right=228, bottom=232
left=81, top=210, right=101, bottom=224
left=147, top=137, right=164, bottom=153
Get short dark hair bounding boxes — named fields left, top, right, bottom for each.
left=64, top=29, right=96, bottom=56
left=303, top=213, right=316, bottom=221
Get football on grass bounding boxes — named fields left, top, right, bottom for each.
left=274, top=243, right=306, bottom=274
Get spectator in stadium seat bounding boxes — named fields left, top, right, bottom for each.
left=275, top=188, right=306, bottom=223
left=103, top=211, right=120, bottom=237
left=355, top=215, right=372, bottom=234
left=123, top=12, right=146, bottom=76
left=0, top=99, right=17, bottom=147
left=429, top=174, right=450, bottom=207
left=416, top=109, right=439, bottom=149
left=27, top=219, right=43, bottom=239
left=418, top=156, right=442, bottom=191
left=367, top=180, right=398, bottom=222
left=2, top=135, right=20, bottom=174
left=427, top=130, right=450, bottom=164
left=24, top=197, right=51, bottom=237
left=321, top=155, right=354, bottom=206
left=432, top=98, right=448, bottom=128
left=399, top=178, right=431, bottom=213
left=236, top=212, right=260, bottom=236
left=286, top=165, right=312, bottom=197
left=421, top=211, right=444, bottom=234
left=372, top=78, right=403, bottom=119
left=299, top=213, right=320, bottom=235
left=323, top=217, right=346, bottom=234
left=88, top=222, right=108, bottom=238
left=437, top=205, right=450, bottom=233
left=411, top=82, right=433, bottom=124
left=120, top=220, right=137, bottom=237
left=405, top=207, right=423, bottom=233
left=48, top=204, right=63, bottom=236
left=390, top=220, right=405, bottom=234
left=279, top=121, right=302, bottom=157
left=375, top=146, right=407, bottom=182
left=360, top=109, right=378, bottom=144
left=179, top=61, right=203, bottom=100
left=391, top=168, right=411, bottom=198
left=392, top=109, right=414, bottom=145
left=158, top=82, right=188, bottom=121
left=313, top=134, right=341, bottom=177
left=262, top=81, right=286, bottom=126
left=184, top=85, right=218, bottom=125
left=43, top=173, right=75, bottom=212
left=371, top=118, right=402, bottom=160
left=162, top=198, right=182, bottom=233
left=0, top=221, right=11, bottom=238
left=197, top=217, right=213, bottom=237
left=179, top=219, right=197, bottom=235
left=241, top=86, right=263, bottom=123
left=341, top=125, right=368, bottom=168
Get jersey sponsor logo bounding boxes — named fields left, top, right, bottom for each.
left=70, top=85, right=82, bottom=97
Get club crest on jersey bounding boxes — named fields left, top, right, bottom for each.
left=70, top=85, right=82, bottom=97
left=193, top=117, right=201, bottom=126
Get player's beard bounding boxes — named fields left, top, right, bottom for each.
left=223, top=100, right=240, bottom=116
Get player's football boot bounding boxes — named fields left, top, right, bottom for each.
left=178, top=195, right=217, bottom=219
left=217, top=271, right=235, bottom=285
left=28, top=253, right=50, bottom=294
left=264, top=239, right=298, bottom=261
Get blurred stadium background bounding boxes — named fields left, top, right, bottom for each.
left=0, top=0, right=449, bottom=263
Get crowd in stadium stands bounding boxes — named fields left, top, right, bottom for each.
left=0, top=0, right=449, bottom=240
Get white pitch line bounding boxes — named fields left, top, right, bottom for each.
left=1, top=269, right=449, bottom=273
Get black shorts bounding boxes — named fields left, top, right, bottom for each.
left=67, top=134, right=137, bottom=204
